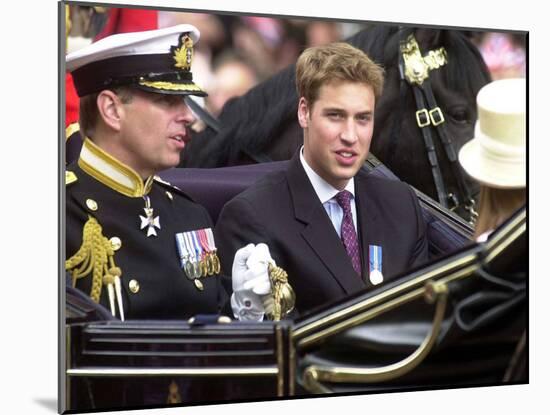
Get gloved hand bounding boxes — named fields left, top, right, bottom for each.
left=231, top=243, right=274, bottom=321
left=231, top=243, right=256, bottom=292
left=244, top=243, right=274, bottom=294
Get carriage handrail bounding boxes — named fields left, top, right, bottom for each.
left=301, top=280, right=448, bottom=392
left=292, top=206, right=524, bottom=346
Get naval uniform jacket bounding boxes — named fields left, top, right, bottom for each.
left=215, top=153, right=429, bottom=315
left=66, top=139, right=226, bottom=320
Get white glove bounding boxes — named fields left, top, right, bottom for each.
left=243, top=243, right=274, bottom=294
left=230, top=243, right=274, bottom=321
left=231, top=243, right=256, bottom=292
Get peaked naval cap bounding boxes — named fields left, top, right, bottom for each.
left=66, top=24, right=207, bottom=97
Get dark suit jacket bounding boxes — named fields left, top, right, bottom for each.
left=215, top=153, right=429, bottom=315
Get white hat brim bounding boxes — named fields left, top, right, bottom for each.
left=66, top=24, right=200, bottom=72
left=458, top=138, right=526, bottom=188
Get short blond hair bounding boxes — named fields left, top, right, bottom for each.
left=295, top=42, right=385, bottom=105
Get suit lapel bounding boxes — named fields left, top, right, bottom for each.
left=355, top=171, right=384, bottom=283
left=286, top=154, right=364, bottom=294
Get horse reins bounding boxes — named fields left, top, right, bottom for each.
left=398, top=32, right=478, bottom=224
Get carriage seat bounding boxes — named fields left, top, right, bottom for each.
left=159, top=160, right=472, bottom=259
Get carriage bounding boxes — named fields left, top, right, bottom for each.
left=62, top=23, right=526, bottom=413
left=62, top=156, right=526, bottom=412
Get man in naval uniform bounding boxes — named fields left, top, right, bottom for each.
left=65, top=24, right=279, bottom=322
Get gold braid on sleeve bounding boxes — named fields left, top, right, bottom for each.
left=65, top=216, right=120, bottom=303
left=266, top=263, right=295, bottom=321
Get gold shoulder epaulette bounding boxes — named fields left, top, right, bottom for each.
left=66, top=170, right=78, bottom=185
left=153, top=175, right=195, bottom=202
left=66, top=122, right=80, bottom=142
left=154, top=175, right=180, bottom=189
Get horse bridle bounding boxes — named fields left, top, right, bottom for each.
left=397, top=32, right=478, bottom=224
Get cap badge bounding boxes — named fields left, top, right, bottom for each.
left=171, top=33, right=194, bottom=71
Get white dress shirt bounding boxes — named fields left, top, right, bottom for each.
left=299, top=146, right=358, bottom=236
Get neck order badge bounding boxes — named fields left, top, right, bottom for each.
left=140, top=195, right=161, bottom=237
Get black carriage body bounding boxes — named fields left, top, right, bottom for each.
left=65, top=319, right=293, bottom=411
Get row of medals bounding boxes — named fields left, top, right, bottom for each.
left=176, top=228, right=220, bottom=290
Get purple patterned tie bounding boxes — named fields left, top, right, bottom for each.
left=335, top=190, right=362, bottom=276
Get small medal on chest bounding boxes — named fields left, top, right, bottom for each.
left=175, top=228, right=221, bottom=291
left=139, top=195, right=161, bottom=237
left=205, top=228, right=221, bottom=274
left=368, top=244, right=384, bottom=285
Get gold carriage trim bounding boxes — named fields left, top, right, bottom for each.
left=138, top=80, right=204, bottom=92
left=66, top=216, right=120, bottom=303
left=400, top=34, right=447, bottom=85
left=166, top=380, right=182, bottom=404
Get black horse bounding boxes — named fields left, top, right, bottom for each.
left=181, top=25, right=491, bottom=221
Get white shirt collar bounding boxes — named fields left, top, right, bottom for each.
left=299, top=146, right=355, bottom=204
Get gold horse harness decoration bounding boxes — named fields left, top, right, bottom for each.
left=401, top=34, right=447, bottom=86
left=400, top=34, right=447, bottom=125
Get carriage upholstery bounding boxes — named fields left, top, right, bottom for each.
left=161, top=161, right=289, bottom=224
left=160, top=159, right=473, bottom=260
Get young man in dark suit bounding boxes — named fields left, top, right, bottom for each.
left=215, top=42, right=429, bottom=315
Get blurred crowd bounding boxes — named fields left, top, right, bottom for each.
left=470, top=31, right=526, bottom=80
left=66, top=6, right=526, bottom=123
left=66, top=6, right=368, bottom=120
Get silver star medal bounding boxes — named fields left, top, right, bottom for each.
left=140, top=196, right=161, bottom=237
